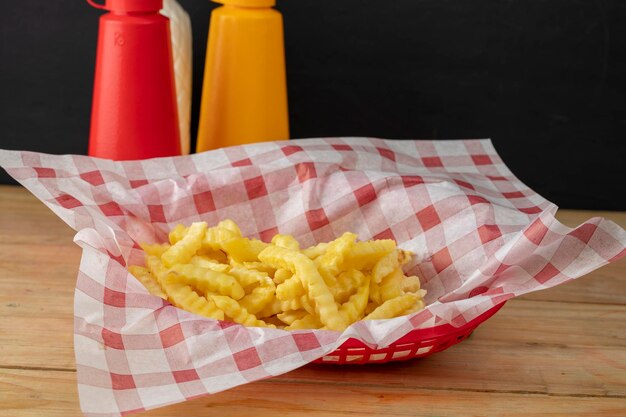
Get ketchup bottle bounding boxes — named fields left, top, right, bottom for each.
left=87, top=0, right=181, bottom=160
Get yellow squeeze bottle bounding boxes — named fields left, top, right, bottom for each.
left=197, top=0, right=289, bottom=151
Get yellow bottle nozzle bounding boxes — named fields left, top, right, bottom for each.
left=213, top=0, right=275, bottom=8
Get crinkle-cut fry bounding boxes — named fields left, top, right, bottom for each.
left=401, top=275, right=422, bottom=293
left=364, top=293, right=420, bottom=320
left=332, top=269, right=365, bottom=304
left=222, top=237, right=269, bottom=263
left=259, top=246, right=347, bottom=331
left=128, top=266, right=167, bottom=299
left=242, top=261, right=276, bottom=276
left=328, top=283, right=345, bottom=305
left=239, top=276, right=276, bottom=315
left=279, top=294, right=317, bottom=315
left=228, top=266, right=266, bottom=291
left=189, top=255, right=229, bottom=272
left=256, top=297, right=282, bottom=318
left=247, top=238, right=270, bottom=256
left=343, top=240, right=396, bottom=270
left=317, top=267, right=338, bottom=289
left=315, top=232, right=357, bottom=276
left=210, top=295, right=275, bottom=328
left=279, top=294, right=315, bottom=315
left=286, top=314, right=322, bottom=330
left=168, top=263, right=245, bottom=300
left=302, top=242, right=328, bottom=259
left=168, top=224, right=187, bottom=245
left=273, top=268, right=292, bottom=284
left=365, top=302, right=378, bottom=315
left=162, top=222, right=207, bottom=268
left=202, top=226, right=239, bottom=250
left=372, top=251, right=399, bottom=284
left=139, top=219, right=429, bottom=331
left=140, top=242, right=171, bottom=258
left=280, top=294, right=315, bottom=315
left=397, top=248, right=413, bottom=266
left=146, top=255, right=169, bottom=288
left=257, top=245, right=295, bottom=273
left=401, top=298, right=426, bottom=316
left=167, top=283, right=225, bottom=320
left=276, top=275, right=306, bottom=301
left=339, top=270, right=369, bottom=326
left=196, top=248, right=228, bottom=264
left=229, top=258, right=244, bottom=268
left=379, top=267, right=404, bottom=302
left=145, top=254, right=226, bottom=314
left=300, top=294, right=316, bottom=315
left=369, top=277, right=382, bottom=305
left=217, top=219, right=242, bottom=237
left=271, top=234, right=300, bottom=250
left=277, top=310, right=308, bottom=325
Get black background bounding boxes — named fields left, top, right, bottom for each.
left=1, top=0, right=625, bottom=209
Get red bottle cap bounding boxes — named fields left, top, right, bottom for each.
left=87, top=0, right=163, bottom=13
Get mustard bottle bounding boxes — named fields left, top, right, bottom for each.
left=196, top=0, right=289, bottom=151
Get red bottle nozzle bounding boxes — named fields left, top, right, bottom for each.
left=87, top=0, right=163, bottom=13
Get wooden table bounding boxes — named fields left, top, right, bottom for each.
left=1, top=184, right=625, bottom=416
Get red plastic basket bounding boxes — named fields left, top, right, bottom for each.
left=314, top=302, right=506, bottom=365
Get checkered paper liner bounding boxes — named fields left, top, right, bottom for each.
left=1, top=138, right=624, bottom=417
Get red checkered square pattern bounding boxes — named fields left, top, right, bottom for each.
left=471, top=154, right=492, bottom=165
left=295, top=162, right=317, bottom=183
left=81, top=170, right=105, bottom=186
left=34, top=167, right=56, bottom=178
left=172, top=369, right=200, bottom=383
left=192, top=190, right=216, bottom=214
left=159, top=324, right=185, bottom=348
left=377, top=147, right=396, bottom=161
left=231, top=157, right=252, bottom=167
left=354, top=183, right=377, bottom=207
left=244, top=175, right=268, bottom=200
left=1, top=138, right=624, bottom=417
left=111, top=373, right=136, bottom=390
left=99, top=201, right=124, bottom=217
left=148, top=204, right=167, bottom=223
left=233, top=347, right=263, bottom=371
left=416, top=204, right=443, bottom=232
left=305, top=208, right=330, bottom=231
left=281, top=144, right=303, bottom=156
left=129, top=179, right=149, bottom=188
left=422, top=156, right=443, bottom=167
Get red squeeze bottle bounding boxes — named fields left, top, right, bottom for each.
left=87, top=0, right=181, bottom=160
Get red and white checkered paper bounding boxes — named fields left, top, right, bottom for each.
left=1, top=138, right=625, bottom=417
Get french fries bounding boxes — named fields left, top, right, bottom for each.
left=129, top=220, right=426, bottom=331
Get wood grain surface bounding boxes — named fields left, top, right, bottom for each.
left=1, top=184, right=625, bottom=417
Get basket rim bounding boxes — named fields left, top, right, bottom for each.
left=331, top=301, right=506, bottom=351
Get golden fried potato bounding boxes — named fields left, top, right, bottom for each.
left=128, top=265, right=167, bottom=299
left=259, top=246, right=348, bottom=331
left=167, top=263, right=245, bottom=300
left=131, top=219, right=426, bottom=330
left=364, top=293, right=420, bottom=320
left=211, top=295, right=274, bottom=328
left=140, top=242, right=171, bottom=258
left=162, top=222, right=207, bottom=267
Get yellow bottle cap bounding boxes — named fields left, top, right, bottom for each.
left=214, top=0, right=275, bottom=7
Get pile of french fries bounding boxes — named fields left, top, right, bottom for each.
left=129, top=220, right=426, bottom=331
